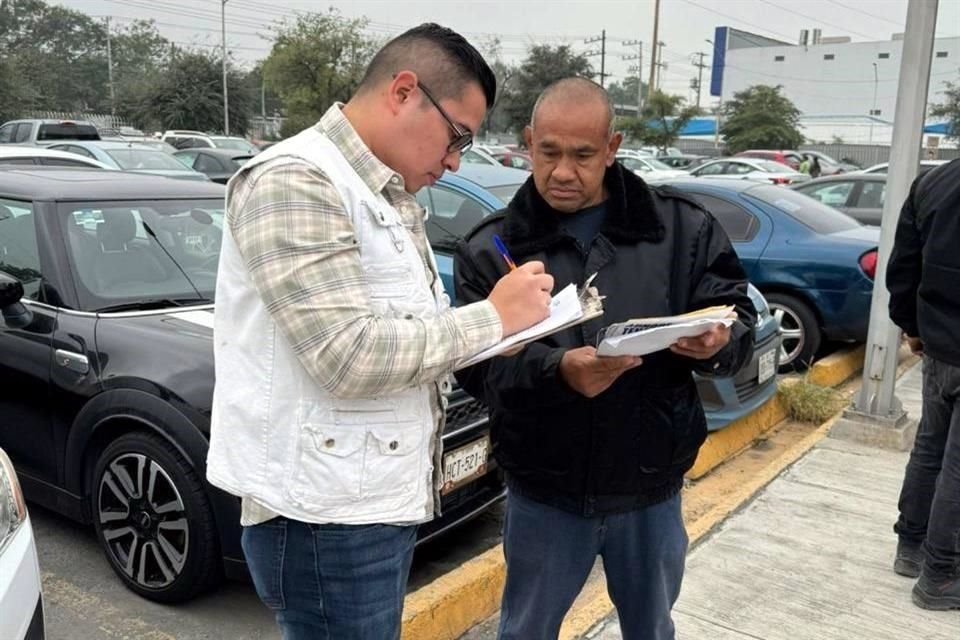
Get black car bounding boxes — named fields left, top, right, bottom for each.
left=0, top=168, right=502, bottom=603
left=791, top=173, right=887, bottom=226
left=172, top=148, right=253, bottom=184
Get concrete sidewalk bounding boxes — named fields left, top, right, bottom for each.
left=590, top=362, right=960, bottom=639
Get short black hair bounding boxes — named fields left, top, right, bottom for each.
left=358, top=23, right=496, bottom=108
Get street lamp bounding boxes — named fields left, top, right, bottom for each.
left=869, top=62, right=878, bottom=144
left=221, top=0, right=230, bottom=136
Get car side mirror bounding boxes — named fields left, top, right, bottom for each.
left=0, top=271, right=33, bottom=329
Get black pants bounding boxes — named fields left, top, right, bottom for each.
left=896, top=355, right=960, bottom=578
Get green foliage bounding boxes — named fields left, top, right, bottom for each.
left=607, top=76, right=647, bottom=109
left=720, top=85, right=804, bottom=153
left=929, top=79, right=960, bottom=142
left=502, top=44, right=594, bottom=132
left=777, top=379, right=842, bottom=424
left=262, top=9, right=378, bottom=138
left=620, top=90, right=699, bottom=151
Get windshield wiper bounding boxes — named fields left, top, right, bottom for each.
left=95, top=298, right=212, bottom=313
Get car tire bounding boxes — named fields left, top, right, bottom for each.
left=90, top=431, right=222, bottom=603
left=766, top=293, right=821, bottom=372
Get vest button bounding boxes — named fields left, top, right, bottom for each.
left=324, top=438, right=335, bottom=448
left=389, top=440, right=399, bottom=450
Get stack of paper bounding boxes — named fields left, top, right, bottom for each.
left=597, top=305, right=736, bottom=357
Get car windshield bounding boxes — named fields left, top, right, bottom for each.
left=744, top=185, right=860, bottom=234
left=487, top=183, right=525, bottom=203
left=104, top=148, right=189, bottom=171
left=37, top=123, right=100, bottom=141
left=61, top=198, right=224, bottom=310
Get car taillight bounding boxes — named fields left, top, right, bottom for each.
left=859, top=250, right=878, bottom=280
left=770, top=177, right=790, bottom=185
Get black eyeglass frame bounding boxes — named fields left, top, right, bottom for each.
left=417, top=81, right=474, bottom=155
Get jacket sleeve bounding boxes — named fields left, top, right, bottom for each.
left=887, top=177, right=923, bottom=337
left=453, top=239, right=580, bottom=410
left=685, top=214, right=756, bottom=377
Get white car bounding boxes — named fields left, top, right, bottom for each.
left=858, top=160, right=947, bottom=175
left=0, top=448, right=44, bottom=640
left=689, top=157, right=809, bottom=185
left=616, top=154, right=689, bottom=181
left=0, top=146, right=112, bottom=170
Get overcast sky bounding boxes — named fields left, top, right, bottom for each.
left=57, top=0, right=960, bottom=102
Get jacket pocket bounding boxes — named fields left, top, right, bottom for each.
left=366, top=263, right=414, bottom=300
left=363, top=423, right=425, bottom=498
left=288, top=424, right=366, bottom=502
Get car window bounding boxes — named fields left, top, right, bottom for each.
left=173, top=151, right=198, bottom=168
left=855, top=181, right=885, bottom=209
left=798, top=181, right=855, bottom=207
left=727, top=162, right=754, bottom=175
left=487, top=183, right=524, bottom=204
left=0, top=124, right=15, bottom=143
left=756, top=160, right=790, bottom=173
left=106, top=149, right=187, bottom=170
left=0, top=157, right=37, bottom=165
left=422, top=186, right=493, bottom=249
left=52, top=144, right=96, bottom=159
left=13, top=123, right=32, bottom=143
left=36, top=123, right=100, bottom=141
left=645, top=157, right=674, bottom=171
left=695, top=162, right=727, bottom=176
left=195, top=154, right=222, bottom=173
left=619, top=157, right=651, bottom=172
left=0, top=198, right=42, bottom=299
left=688, top=193, right=758, bottom=242
left=745, top=185, right=860, bottom=234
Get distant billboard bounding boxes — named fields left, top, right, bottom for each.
left=710, top=27, right=727, bottom=97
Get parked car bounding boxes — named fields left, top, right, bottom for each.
left=206, top=136, right=260, bottom=155
left=616, top=154, right=688, bottom=181
left=0, top=168, right=504, bottom=603
left=0, top=446, right=45, bottom=640
left=689, top=157, right=809, bottom=185
left=418, top=164, right=782, bottom=431
left=791, top=174, right=888, bottom=226
left=48, top=141, right=208, bottom=181
left=799, top=150, right=859, bottom=175
left=665, top=178, right=879, bottom=370
left=172, top=148, right=253, bottom=184
left=160, top=130, right=215, bottom=150
left=735, top=149, right=804, bottom=171
left=0, top=146, right=111, bottom=170
left=460, top=147, right=501, bottom=166
left=0, top=119, right=100, bottom=146
left=858, top=160, right=948, bottom=175
left=492, top=151, right=533, bottom=171
left=656, top=154, right=710, bottom=170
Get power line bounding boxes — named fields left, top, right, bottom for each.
left=824, top=0, right=905, bottom=28
left=673, top=0, right=798, bottom=44
left=754, top=0, right=887, bottom=42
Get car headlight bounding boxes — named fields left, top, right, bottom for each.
left=0, top=448, right=27, bottom=555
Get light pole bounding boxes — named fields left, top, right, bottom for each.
left=869, top=62, right=878, bottom=144
left=706, top=39, right=721, bottom=149
left=221, top=0, right=230, bottom=135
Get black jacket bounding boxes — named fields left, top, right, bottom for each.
left=888, top=158, right=960, bottom=367
left=454, top=164, right=756, bottom=516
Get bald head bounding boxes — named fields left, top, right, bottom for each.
left=531, top=77, right=616, bottom=138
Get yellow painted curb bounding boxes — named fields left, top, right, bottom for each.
left=807, top=344, right=866, bottom=388
left=402, top=545, right=505, bottom=640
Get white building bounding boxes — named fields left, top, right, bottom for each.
left=709, top=27, right=959, bottom=146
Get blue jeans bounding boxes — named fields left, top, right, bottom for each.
left=241, top=517, right=417, bottom=640
left=896, top=355, right=960, bottom=578
left=497, top=490, right=687, bottom=640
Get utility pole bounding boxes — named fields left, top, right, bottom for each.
left=654, top=41, right=667, bottom=91
left=584, top=30, right=608, bottom=88
left=648, top=0, right=660, bottom=99
left=104, top=17, right=115, bottom=118
left=869, top=62, right=879, bottom=143
left=622, top=39, right=643, bottom=115
left=691, top=51, right=708, bottom=108
left=831, top=0, right=940, bottom=450
left=221, top=0, right=230, bottom=135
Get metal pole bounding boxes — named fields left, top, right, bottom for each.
left=600, top=29, right=606, bottom=89
left=854, top=0, right=938, bottom=418
left=694, top=52, right=707, bottom=109
left=104, top=17, right=116, bottom=118
left=222, top=0, right=230, bottom=135
left=637, top=42, right=644, bottom=113
left=648, top=0, right=660, bottom=100
left=870, top=62, right=878, bottom=144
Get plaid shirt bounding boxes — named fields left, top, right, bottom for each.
left=233, top=105, right=502, bottom=525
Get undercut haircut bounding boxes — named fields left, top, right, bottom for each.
left=531, top=77, right=616, bottom=137
left=358, top=23, right=496, bottom=110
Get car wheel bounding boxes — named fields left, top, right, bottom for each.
left=91, top=431, right=221, bottom=602
left=766, top=293, right=821, bottom=372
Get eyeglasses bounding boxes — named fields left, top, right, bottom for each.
left=418, top=81, right=474, bottom=155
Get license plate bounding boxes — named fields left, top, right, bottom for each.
left=441, top=436, right=490, bottom=495
left=758, top=349, right=776, bottom=384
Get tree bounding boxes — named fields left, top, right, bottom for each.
left=126, top=49, right=254, bottom=134
left=929, top=79, right=960, bottom=143
left=620, top=90, right=699, bottom=151
left=720, top=85, right=804, bottom=153
left=502, top=44, right=594, bottom=133
left=607, top=76, right=648, bottom=111
left=262, top=9, right=378, bottom=137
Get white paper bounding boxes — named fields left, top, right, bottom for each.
left=596, top=318, right=735, bottom=357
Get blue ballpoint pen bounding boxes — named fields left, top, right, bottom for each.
left=492, top=234, right=517, bottom=271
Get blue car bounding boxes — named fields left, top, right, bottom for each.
left=418, top=165, right=782, bottom=432
left=665, top=178, right=880, bottom=371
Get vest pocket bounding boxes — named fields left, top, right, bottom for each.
left=366, top=263, right=414, bottom=301
left=289, top=425, right=366, bottom=501
left=363, top=423, right=425, bottom=498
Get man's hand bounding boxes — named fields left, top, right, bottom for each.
left=905, top=335, right=923, bottom=355
left=488, top=261, right=554, bottom=337
left=558, top=346, right=642, bottom=398
left=669, top=322, right=732, bottom=360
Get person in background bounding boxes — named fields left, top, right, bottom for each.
left=809, top=155, right=822, bottom=178
left=798, top=154, right=811, bottom=175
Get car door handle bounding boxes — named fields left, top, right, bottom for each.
left=55, top=349, right=89, bottom=374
